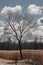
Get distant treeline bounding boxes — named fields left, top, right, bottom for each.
left=0, top=40, right=43, bottom=50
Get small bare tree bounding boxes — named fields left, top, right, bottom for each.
left=1, top=6, right=35, bottom=60
left=1, top=16, right=35, bottom=59
left=7, top=17, right=35, bottom=59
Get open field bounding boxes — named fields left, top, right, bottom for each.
left=0, top=50, right=43, bottom=65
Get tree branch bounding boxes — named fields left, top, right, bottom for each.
left=9, top=22, right=19, bottom=41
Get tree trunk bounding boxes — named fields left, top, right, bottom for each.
left=19, top=41, right=23, bottom=60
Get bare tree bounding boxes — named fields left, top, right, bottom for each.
left=1, top=6, right=35, bottom=60
left=1, top=16, right=35, bottom=59
left=7, top=16, right=35, bottom=59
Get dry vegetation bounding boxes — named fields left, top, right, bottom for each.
left=0, top=50, right=43, bottom=65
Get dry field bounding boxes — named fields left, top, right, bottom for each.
left=0, top=50, right=43, bottom=65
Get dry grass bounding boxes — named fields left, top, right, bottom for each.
left=0, top=58, right=14, bottom=63
left=0, top=50, right=43, bottom=65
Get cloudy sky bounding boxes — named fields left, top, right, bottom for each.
left=0, top=0, right=43, bottom=41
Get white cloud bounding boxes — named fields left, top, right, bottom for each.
left=31, top=17, right=43, bottom=37
left=0, top=28, right=4, bottom=36
left=32, top=25, right=43, bottom=36
left=1, top=5, right=22, bottom=14
left=0, top=21, right=4, bottom=27
left=37, top=26, right=43, bottom=30
left=1, top=5, right=22, bottom=20
left=27, top=4, right=43, bottom=15
left=0, top=21, right=4, bottom=36
left=32, top=29, right=43, bottom=36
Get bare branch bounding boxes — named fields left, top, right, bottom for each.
left=9, top=22, right=19, bottom=41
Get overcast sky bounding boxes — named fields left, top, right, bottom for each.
left=0, top=0, right=43, bottom=41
